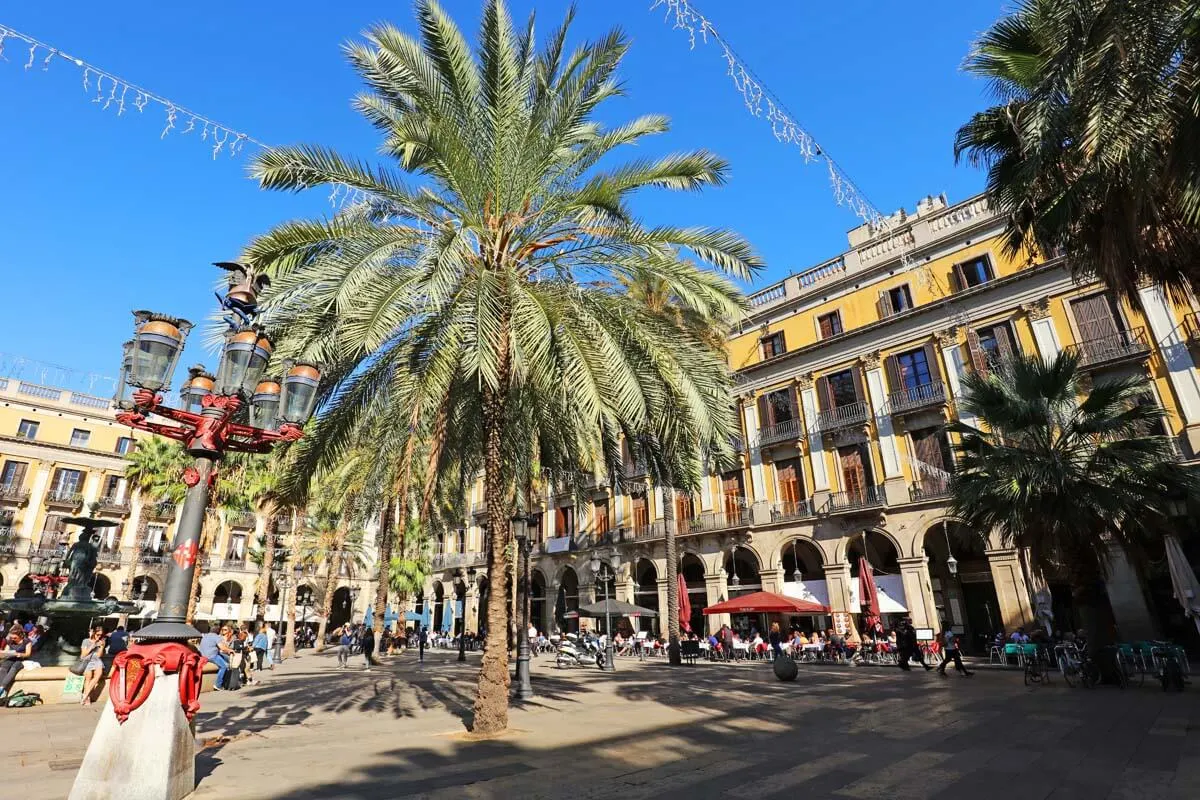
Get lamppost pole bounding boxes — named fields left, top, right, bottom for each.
left=590, top=551, right=620, bottom=672
left=71, top=263, right=324, bottom=800
left=511, top=514, right=536, bottom=699
left=273, top=572, right=289, bottom=664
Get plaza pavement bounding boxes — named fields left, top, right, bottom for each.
left=7, top=647, right=1200, bottom=799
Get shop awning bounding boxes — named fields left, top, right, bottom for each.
left=703, top=590, right=829, bottom=615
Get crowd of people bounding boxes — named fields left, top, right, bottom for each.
left=198, top=623, right=283, bottom=691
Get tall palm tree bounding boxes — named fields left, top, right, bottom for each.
left=948, top=352, right=1196, bottom=654
left=954, top=0, right=1200, bottom=303
left=245, top=0, right=755, bottom=734
left=295, top=503, right=370, bottom=649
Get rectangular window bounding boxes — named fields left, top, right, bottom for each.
left=763, top=388, right=795, bottom=425
left=827, top=369, right=859, bottom=407
left=674, top=493, right=694, bottom=526
left=593, top=499, right=610, bottom=536
left=838, top=444, right=874, bottom=498
left=0, top=460, right=28, bottom=489
left=910, top=427, right=954, bottom=494
left=775, top=458, right=805, bottom=506
left=953, top=255, right=994, bottom=290
left=69, top=428, right=91, bottom=448
left=16, top=420, right=38, bottom=440
left=1070, top=293, right=1123, bottom=342
left=102, top=474, right=121, bottom=500
left=147, top=524, right=168, bottom=554
left=631, top=493, right=649, bottom=531
left=225, top=533, right=246, bottom=560
left=895, top=348, right=933, bottom=389
left=817, top=311, right=843, bottom=339
left=51, top=468, right=84, bottom=498
left=879, top=285, right=914, bottom=318
left=115, top=437, right=134, bottom=455
left=556, top=505, right=574, bottom=537
left=760, top=331, right=786, bottom=360
left=530, top=513, right=543, bottom=544
left=720, top=471, right=745, bottom=514
left=975, top=322, right=1018, bottom=369
left=455, top=528, right=466, bottom=553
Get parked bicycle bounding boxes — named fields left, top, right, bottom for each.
left=1023, top=645, right=1054, bottom=687
left=1056, top=642, right=1098, bottom=688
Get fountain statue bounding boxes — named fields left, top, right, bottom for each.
left=0, top=515, right=139, bottom=665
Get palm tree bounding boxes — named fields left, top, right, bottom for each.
left=954, top=0, right=1200, bottom=303
left=245, top=0, right=755, bottom=734
left=233, top=453, right=289, bottom=625
left=948, top=352, right=1197, bottom=655
left=294, top=504, right=370, bottom=650
left=122, top=438, right=188, bottom=615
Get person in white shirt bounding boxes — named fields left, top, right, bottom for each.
left=264, top=624, right=278, bottom=668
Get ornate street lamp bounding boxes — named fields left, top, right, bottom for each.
left=72, top=262, right=322, bottom=800
left=589, top=550, right=621, bottom=672
left=113, top=340, right=135, bottom=410
left=249, top=380, right=282, bottom=431
left=511, top=513, right=538, bottom=697
left=942, top=522, right=958, bottom=577
left=279, top=361, right=322, bottom=425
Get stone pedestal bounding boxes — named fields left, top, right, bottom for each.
left=986, top=549, right=1033, bottom=633
left=1105, top=546, right=1158, bottom=642
left=898, top=557, right=937, bottom=630
left=69, top=670, right=195, bottom=800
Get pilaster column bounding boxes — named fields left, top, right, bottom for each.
left=704, top=573, right=727, bottom=635
left=798, top=378, right=830, bottom=492
left=823, top=561, right=858, bottom=639
left=656, top=577, right=670, bottom=637
left=741, top=399, right=767, bottom=500
left=1023, top=299, right=1062, bottom=361
left=758, top=567, right=782, bottom=595
left=937, top=329, right=978, bottom=428
left=1138, top=283, right=1200, bottom=452
left=862, top=354, right=902, bottom=480
left=20, top=465, right=51, bottom=539
left=654, top=487, right=664, bottom=519
left=81, top=472, right=101, bottom=506
left=544, top=581, right=558, bottom=634
left=699, top=474, right=714, bottom=512
left=898, top=556, right=937, bottom=630
left=985, top=548, right=1034, bottom=632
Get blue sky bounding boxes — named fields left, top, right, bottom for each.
left=0, top=1, right=1004, bottom=393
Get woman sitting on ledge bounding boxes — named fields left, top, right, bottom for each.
left=0, top=625, right=33, bottom=701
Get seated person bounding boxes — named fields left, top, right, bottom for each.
left=0, top=625, right=33, bottom=701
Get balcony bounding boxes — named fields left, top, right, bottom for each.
left=815, top=401, right=871, bottom=433
left=0, top=527, right=21, bottom=557
left=689, top=499, right=752, bottom=533
left=44, top=490, right=84, bottom=508
left=888, top=381, right=947, bottom=416
left=620, top=521, right=666, bottom=544
left=728, top=435, right=746, bottom=454
left=431, top=552, right=486, bottom=571
left=96, top=495, right=132, bottom=515
left=96, top=548, right=124, bottom=567
left=226, top=510, right=256, bottom=528
left=908, top=477, right=952, bottom=502
left=470, top=501, right=487, bottom=517
left=146, top=501, right=177, bottom=520
left=1184, top=313, right=1200, bottom=345
left=822, top=485, right=885, bottom=514
left=624, top=459, right=649, bottom=478
left=768, top=498, right=816, bottom=523
left=757, top=417, right=805, bottom=448
left=0, top=484, right=30, bottom=504
left=138, top=548, right=169, bottom=566
left=1065, top=327, right=1152, bottom=369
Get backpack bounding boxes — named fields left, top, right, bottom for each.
left=6, top=689, right=42, bottom=708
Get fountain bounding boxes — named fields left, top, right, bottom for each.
left=0, top=516, right=139, bottom=666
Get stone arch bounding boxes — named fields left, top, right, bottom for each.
left=845, top=530, right=901, bottom=577
left=432, top=581, right=446, bottom=634
left=554, top=565, right=580, bottom=633
left=779, top=537, right=825, bottom=582
left=213, top=579, right=243, bottom=607
left=530, top=569, right=547, bottom=636
left=723, top=545, right=762, bottom=595
left=14, top=574, right=35, bottom=598
left=132, top=575, right=159, bottom=601
left=91, top=572, right=113, bottom=601
left=329, top=586, right=353, bottom=630
left=832, top=526, right=905, bottom=567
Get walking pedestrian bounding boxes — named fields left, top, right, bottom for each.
left=361, top=626, right=375, bottom=670
left=419, top=625, right=428, bottom=663
left=264, top=623, right=277, bottom=668
left=768, top=622, right=783, bottom=661
left=337, top=626, right=352, bottom=669
left=936, top=627, right=974, bottom=677
left=253, top=625, right=269, bottom=672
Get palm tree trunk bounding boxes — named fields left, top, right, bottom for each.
left=120, top=502, right=145, bottom=626
left=255, top=510, right=279, bottom=624
left=372, top=498, right=396, bottom=641
left=473, top=380, right=511, bottom=735
left=283, top=509, right=301, bottom=659
left=315, top=521, right=347, bottom=653
left=663, top=486, right=681, bottom=666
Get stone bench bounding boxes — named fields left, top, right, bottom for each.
left=8, top=661, right=220, bottom=705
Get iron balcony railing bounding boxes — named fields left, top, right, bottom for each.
left=45, top=490, right=84, bottom=506
left=470, top=501, right=487, bottom=516
left=822, top=484, right=886, bottom=514
left=226, top=510, right=256, bottom=528
left=1184, top=312, right=1200, bottom=345
left=769, top=498, right=816, bottom=523
left=0, top=484, right=30, bottom=504
left=623, top=520, right=666, bottom=543
left=815, top=401, right=870, bottom=433
left=690, top=498, right=752, bottom=532
left=728, top=435, right=746, bottom=454
left=0, top=527, right=20, bottom=556
left=96, top=547, right=124, bottom=566
left=888, top=381, right=947, bottom=415
left=138, top=549, right=169, bottom=565
left=1064, top=327, right=1152, bottom=368
left=431, top=552, right=486, bottom=570
left=908, top=477, right=952, bottom=502
left=757, top=417, right=805, bottom=447
left=96, top=495, right=131, bottom=514
left=147, top=501, right=177, bottom=520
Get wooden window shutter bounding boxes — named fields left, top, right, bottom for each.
left=884, top=355, right=901, bottom=392
left=787, top=386, right=800, bottom=422
left=757, top=394, right=770, bottom=427
left=996, top=323, right=1017, bottom=359
left=877, top=290, right=890, bottom=319
left=950, top=263, right=966, bottom=293
left=851, top=366, right=868, bottom=405
left=922, top=341, right=943, bottom=382
left=965, top=328, right=989, bottom=375
left=6, top=462, right=26, bottom=488
left=1072, top=294, right=1119, bottom=341
left=815, top=376, right=831, bottom=411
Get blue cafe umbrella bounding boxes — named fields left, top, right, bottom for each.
left=441, top=597, right=455, bottom=632
left=384, top=604, right=399, bottom=627
left=363, top=604, right=374, bottom=629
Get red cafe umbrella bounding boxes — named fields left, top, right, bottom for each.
left=858, top=556, right=880, bottom=626
left=703, top=590, right=829, bottom=615
left=678, top=574, right=692, bottom=633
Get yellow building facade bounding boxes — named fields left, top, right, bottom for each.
left=0, top=378, right=375, bottom=631
left=423, top=192, right=1200, bottom=650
